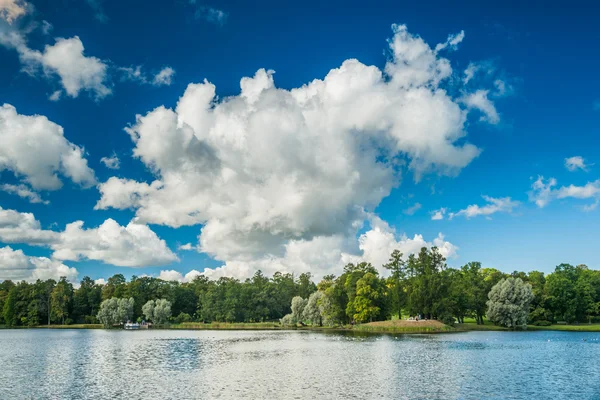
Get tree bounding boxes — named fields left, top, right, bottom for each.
left=142, top=300, right=155, bottom=321
left=487, top=277, right=534, bottom=329
left=303, top=291, right=326, bottom=326
left=352, top=272, right=383, bottom=323
left=290, top=296, right=307, bottom=324
left=97, top=297, right=135, bottom=328
left=153, top=299, right=172, bottom=324
left=3, top=287, right=17, bottom=327
left=383, top=250, right=406, bottom=319
left=51, top=277, right=72, bottom=324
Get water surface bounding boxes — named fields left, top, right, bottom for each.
left=1, top=329, right=599, bottom=399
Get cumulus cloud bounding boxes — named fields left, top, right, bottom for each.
left=158, top=269, right=201, bottom=282
left=178, top=243, right=194, bottom=251
left=430, top=208, right=447, bottom=220
left=403, top=202, right=422, bottom=216
left=0, top=183, right=49, bottom=204
left=565, top=156, right=591, bottom=172
left=449, top=195, right=519, bottom=219
left=100, top=153, right=120, bottom=169
left=51, top=218, right=179, bottom=267
left=530, top=176, right=600, bottom=210
left=0, top=104, right=96, bottom=190
left=0, top=245, right=78, bottom=282
left=0, top=0, right=28, bottom=24
left=0, top=206, right=59, bottom=244
left=96, top=24, right=497, bottom=277
left=199, top=218, right=458, bottom=280
left=0, top=30, right=111, bottom=99
left=0, top=206, right=178, bottom=267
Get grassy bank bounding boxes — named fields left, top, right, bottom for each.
left=354, top=320, right=455, bottom=333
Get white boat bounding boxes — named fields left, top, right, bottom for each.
left=124, top=322, right=140, bottom=330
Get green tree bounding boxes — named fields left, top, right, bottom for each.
left=487, top=277, right=534, bottom=329
left=3, top=287, right=17, bottom=327
left=383, top=250, right=406, bottom=319
left=51, top=277, right=72, bottom=324
left=352, top=272, right=383, bottom=323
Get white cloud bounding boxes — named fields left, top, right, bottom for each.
left=0, top=31, right=111, bottom=99
left=530, top=176, right=600, bottom=210
left=158, top=269, right=201, bottom=282
left=0, top=206, right=59, bottom=244
left=178, top=242, right=194, bottom=251
left=403, top=202, right=422, bottom=215
left=48, top=90, right=61, bottom=101
left=152, top=67, right=175, bottom=86
left=94, top=278, right=106, bottom=285
left=565, top=156, right=591, bottom=172
left=461, top=90, right=500, bottom=124
left=100, top=153, right=120, bottom=169
left=0, top=206, right=178, bottom=267
left=0, top=184, right=49, bottom=204
left=0, top=0, right=28, bottom=24
left=200, top=218, right=458, bottom=280
left=120, top=65, right=176, bottom=87
left=450, top=195, right=519, bottom=219
left=96, top=24, right=496, bottom=273
left=430, top=207, right=447, bottom=220
left=51, top=218, right=179, bottom=267
left=0, top=104, right=96, bottom=190
left=0, top=245, right=78, bottom=282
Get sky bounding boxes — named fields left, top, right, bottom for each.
left=1, top=0, right=599, bottom=284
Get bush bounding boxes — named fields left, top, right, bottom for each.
left=84, top=315, right=98, bottom=324
left=532, top=320, right=552, bottom=326
left=174, top=312, right=192, bottom=324
left=439, top=313, right=456, bottom=327
left=64, top=318, right=73, bottom=325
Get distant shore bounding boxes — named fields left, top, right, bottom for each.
left=3, top=320, right=600, bottom=333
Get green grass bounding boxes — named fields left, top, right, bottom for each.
left=168, top=322, right=286, bottom=330
left=527, top=324, right=600, bottom=332
left=352, top=325, right=455, bottom=334
left=36, top=324, right=103, bottom=329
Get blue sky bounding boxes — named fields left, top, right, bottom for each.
left=1, top=0, right=599, bottom=283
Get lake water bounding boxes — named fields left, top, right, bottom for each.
left=0, top=329, right=599, bottom=399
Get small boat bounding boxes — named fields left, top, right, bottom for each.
left=124, top=322, right=140, bottom=330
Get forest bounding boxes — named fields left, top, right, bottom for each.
left=1, top=247, right=599, bottom=328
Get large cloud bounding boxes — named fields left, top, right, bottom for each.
left=96, top=25, right=494, bottom=276
left=51, top=218, right=179, bottom=267
left=0, top=245, right=78, bottom=282
left=0, top=104, right=96, bottom=190
left=0, top=207, right=177, bottom=268
left=198, top=218, right=458, bottom=281
left=0, top=206, right=59, bottom=244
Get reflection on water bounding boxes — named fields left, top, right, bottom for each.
left=1, top=329, right=599, bottom=399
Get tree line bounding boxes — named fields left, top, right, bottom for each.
left=1, top=247, right=599, bottom=328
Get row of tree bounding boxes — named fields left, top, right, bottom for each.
left=1, top=247, right=599, bottom=327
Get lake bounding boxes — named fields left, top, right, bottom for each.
left=0, top=329, right=599, bottom=399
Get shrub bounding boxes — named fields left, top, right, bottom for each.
left=174, top=312, right=192, bottom=324
left=439, top=313, right=456, bottom=327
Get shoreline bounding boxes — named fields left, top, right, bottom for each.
left=3, top=322, right=600, bottom=333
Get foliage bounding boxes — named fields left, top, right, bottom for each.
left=487, top=278, right=534, bottom=329
left=97, top=297, right=135, bottom=328
left=3, top=252, right=600, bottom=330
